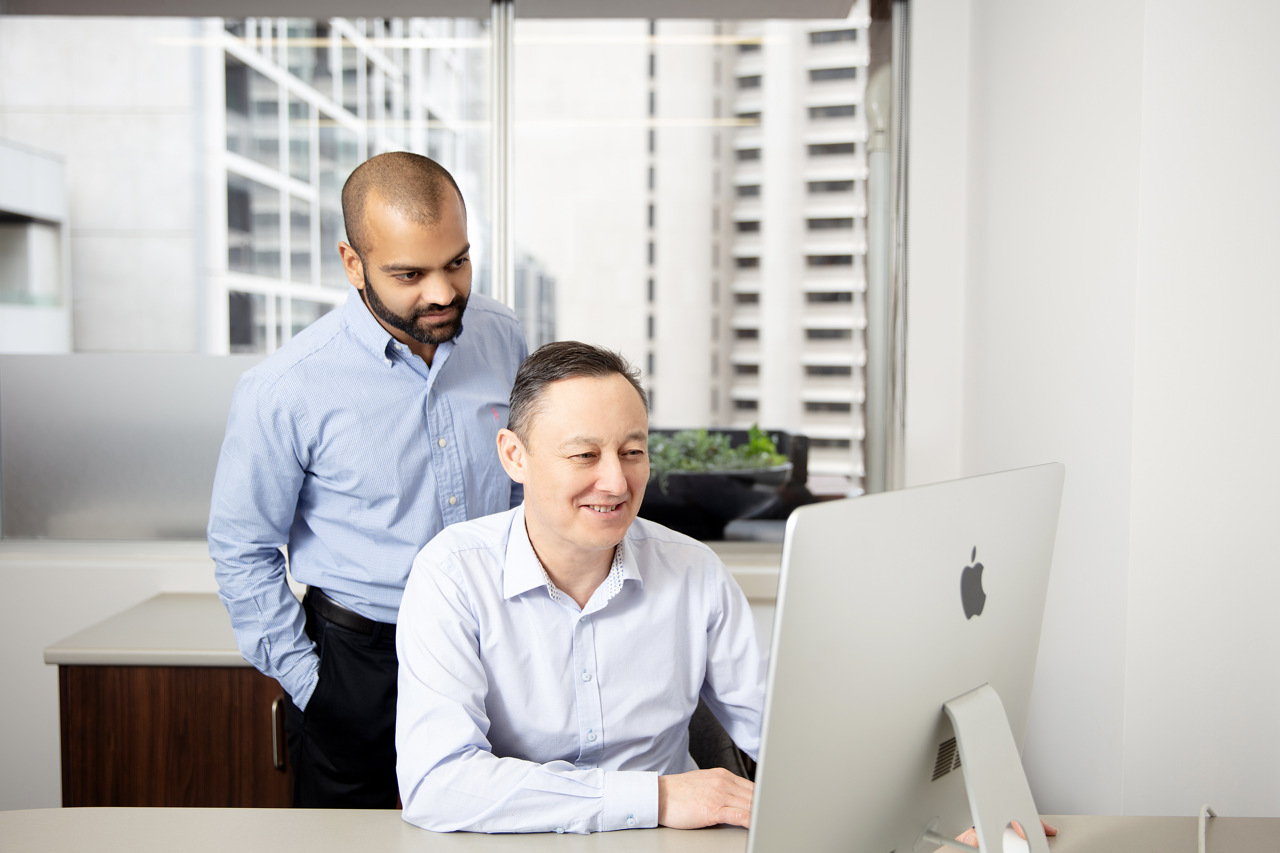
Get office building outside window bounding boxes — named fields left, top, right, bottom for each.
left=1, top=2, right=878, bottom=490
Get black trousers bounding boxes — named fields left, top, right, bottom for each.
left=284, top=594, right=399, bottom=808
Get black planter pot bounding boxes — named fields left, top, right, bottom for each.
left=638, top=429, right=814, bottom=540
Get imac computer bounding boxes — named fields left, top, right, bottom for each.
left=747, top=463, right=1065, bottom=853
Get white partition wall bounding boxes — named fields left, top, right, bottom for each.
left=908, top=0, right=1280, bottom=818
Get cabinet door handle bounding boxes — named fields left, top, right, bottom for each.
left=271, top=696, right=286, bottom=771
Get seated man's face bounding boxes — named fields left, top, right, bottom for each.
left=506, top=373, right=650, bottom=567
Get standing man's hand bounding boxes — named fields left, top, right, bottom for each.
left=657, top=768, right=754, bottom=829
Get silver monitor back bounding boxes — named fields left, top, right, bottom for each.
left=748, top=463, right=1065, bottom=853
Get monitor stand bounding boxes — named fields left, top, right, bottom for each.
left=917, top=684, right=1049, bottom=853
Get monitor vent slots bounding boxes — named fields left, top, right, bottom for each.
left=931, top=737, right=962, bottom=781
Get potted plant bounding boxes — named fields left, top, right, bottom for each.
left=639, top=425, right=809, bottom=540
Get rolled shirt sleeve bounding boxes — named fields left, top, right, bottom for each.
left=208, top=369, right=319, bottom=707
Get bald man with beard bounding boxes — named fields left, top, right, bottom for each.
left=209, top=152, right=527, bottom=808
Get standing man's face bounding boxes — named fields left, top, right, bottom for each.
left=339, top=191, right=471, bottom=357
left=498, top=373, right=650, bottom=572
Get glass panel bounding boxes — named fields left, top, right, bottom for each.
left=228, top=290, right=267, bottom=353
left=288, top=96, right=312, bottom=181
left=286, top=19, right=319, bottom=86
left=318, top=116, right=359, bottom=288
left=291, top=298, right=333, bottom=337
left=225, top=56, right=280, bottom=169
left=290, top=196, right=312, bottom=283
left=341, top=38, right=360, bottom=114
left=274, top=294, right=286, bottom=348
left=227, top=173, right=282, bottom=277
left=515, top=14, right=874, bottom=493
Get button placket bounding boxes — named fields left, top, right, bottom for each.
left=572, top=614, right=604, bottom=767
left=428, top=394, right=466, bottom=524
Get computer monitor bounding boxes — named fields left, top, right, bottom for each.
left=747, top=463, right=1065, bottom=853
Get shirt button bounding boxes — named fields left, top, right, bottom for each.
left=587, top=732, right=597, bottom=742
left=581, top=672, right=592, bottom=682
left=626, top=815, right=637, bottom=827
left=438, top=438, right=447, bottom=447
left=554, top=827, right=564, bottom=834
left=449, top=496, right=457, bottom=506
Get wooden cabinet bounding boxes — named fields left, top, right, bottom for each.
left=58, top=663, right=292, bottom=807
left=45, top=594, right=295, bottom=808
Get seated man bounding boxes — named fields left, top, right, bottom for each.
left=396, top=341, right=765, bottom=834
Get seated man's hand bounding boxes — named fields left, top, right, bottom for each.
left=657, top=768, right=754, bottom=829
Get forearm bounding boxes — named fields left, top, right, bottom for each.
left=398, top=748, right=657, bottom=834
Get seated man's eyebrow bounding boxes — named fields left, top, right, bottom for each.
left=558, top=435, right=603, bottom=451
left=558, top=431, right=648, bottom=452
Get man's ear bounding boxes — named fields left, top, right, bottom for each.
left=338, top=241, right=365, bottom=290
left=496, top=428, right=528, bottom=483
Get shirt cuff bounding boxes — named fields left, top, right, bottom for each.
left=601, top=770, right=659, bottom=831
left=279, top=653, right=320, bottom=710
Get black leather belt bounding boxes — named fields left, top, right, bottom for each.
left=304, top=587, right=395, bottom=638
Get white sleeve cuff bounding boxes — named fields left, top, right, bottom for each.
left=601, top=770, right=659, bottom=831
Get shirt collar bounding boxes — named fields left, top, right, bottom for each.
left=502, top=504, right=643, bottom=603
left=341, top=286, right=401, bottom=363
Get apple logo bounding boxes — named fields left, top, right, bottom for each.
left=960, top=546, right=986, bottom=619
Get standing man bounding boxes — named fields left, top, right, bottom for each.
left=396, top=342, right=765, bottom=833
left=209, top=152, right=527, bottom=808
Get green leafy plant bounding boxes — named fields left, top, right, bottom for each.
left=648, top=425, right=788, bottom=490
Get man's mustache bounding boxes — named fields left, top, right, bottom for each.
left=412, top=296, right=465, bottom=319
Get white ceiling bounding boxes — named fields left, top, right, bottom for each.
left=2, top=0, right=855, bottom=20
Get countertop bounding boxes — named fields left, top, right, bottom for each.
left=36, top=539, right=781, bottom=668
left=2, top=811, right=1276, bottom=853
left=43, top=592, right=245, bottom=667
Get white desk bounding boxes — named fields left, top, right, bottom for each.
left=1, top=811, right=1276, bottom=853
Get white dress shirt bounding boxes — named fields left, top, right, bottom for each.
left=396, top=505, right=766, bottom=834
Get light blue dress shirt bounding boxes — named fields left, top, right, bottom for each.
left=396, top=505, right=766, bottom=834
left=208, top=287, right=527, bottom=709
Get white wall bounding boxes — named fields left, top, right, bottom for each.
left=1123, top=1, right=1280, bottom=817
left=910, top=0, right=1280, bottom=818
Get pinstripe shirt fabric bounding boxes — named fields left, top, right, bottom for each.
left=208, top=286, right=527, bottom=708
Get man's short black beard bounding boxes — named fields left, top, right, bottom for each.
left=362, top=266, right=467, bottom=346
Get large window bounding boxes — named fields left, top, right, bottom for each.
left=0, top=1, right=888, bottom=492
left=514, top=12, right=880, bottom=488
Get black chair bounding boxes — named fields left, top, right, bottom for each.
left=687, top=697, right=757, bottom=781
